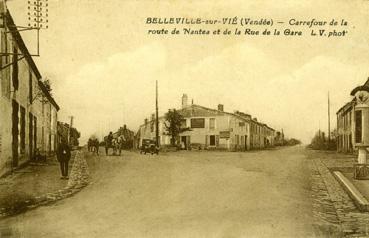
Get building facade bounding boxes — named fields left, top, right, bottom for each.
left=0, top=9, right=59, bottom=176
left=336, top=78, right=369, bottom=154
left=138, top=94, right=275, bottom=151
left=336, top=101, right=354, bottom=153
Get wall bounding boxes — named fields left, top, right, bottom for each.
left=337, top=105, right=354, bottom=153
left=0, top=21, right=58, bottom=177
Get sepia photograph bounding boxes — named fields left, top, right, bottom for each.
left=0, top=0, right=369, bottom=237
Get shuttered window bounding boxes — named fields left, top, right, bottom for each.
left=12, top=46, right=18, bottom=91
left=355, top=110, right=362, bottom=143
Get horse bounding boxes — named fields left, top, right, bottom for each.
left=116, top=135, right=125, bottom=156
left=110, top=136, right=124, bottom=156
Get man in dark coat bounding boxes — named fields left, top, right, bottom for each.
left=57, top=138, right=71, bottom=179
left=105, top=132, right=113, bottom=155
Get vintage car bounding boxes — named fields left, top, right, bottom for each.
left=140, top=139, right=159, bottom=155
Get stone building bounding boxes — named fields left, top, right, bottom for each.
left=336, top=78, right=369, bottom=154
left=0, top=9, right=59, bottom=176
left=137, top=94, right=275, bottom=151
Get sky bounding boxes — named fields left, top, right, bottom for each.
left=6, top=0, right=369, bottom=144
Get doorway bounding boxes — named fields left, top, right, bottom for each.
left=29, top=113, right=34, bottom=160
left=181, top=136, right=187, bottom=150
left=12, top=100, right=19, bottom=167
left=209, top=135, right=216, bottom=146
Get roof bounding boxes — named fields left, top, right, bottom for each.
left=337, top=100, right=354, bottom=115
left=6, top=10, right=60, bottom=111
left=350, top=85, right=369, bottom=96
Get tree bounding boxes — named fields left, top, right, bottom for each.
left=164, top=109, right=189, bottom=146
left=43, top=78, right=52, bottom=96
left=286, top=138, right=302, bottom=146
left=308, top=130, right=336, bottom=150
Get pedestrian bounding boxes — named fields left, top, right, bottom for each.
left=117, top=135, right=124, bottom=156
left=105, top=132, right=114, bottom=155
left=57, top=138, right=71, bottom=179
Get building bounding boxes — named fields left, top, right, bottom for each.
left=0, top=8, right=59, bottom=176
left=336, top=78, right=369, bottom=154
left=137, top=94, right=275, bottom=151
left=336, top=101, right=354, bottom=153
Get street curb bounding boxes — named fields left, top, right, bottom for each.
left=0, top=150, right=90, bottom=219
left=333, top=171, right=369, bottom=212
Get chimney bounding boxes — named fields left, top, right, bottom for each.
left=182, top=94, right=188, bottom=108
left=0, top=0, right=6, bottom=16
left=144, top=118, right=148, bottom=124
left=253, top=117, right=258, bottom=122
left=218, top=104, right=224, bottom=112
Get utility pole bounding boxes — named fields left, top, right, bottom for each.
left=155, top=80, right=159, bottom=148
left=328, top=92, right=331, bottom=143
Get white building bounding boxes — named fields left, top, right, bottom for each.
left=0, top=8, right=59, bottom=176
left=138, top=94, right=275, bottom=151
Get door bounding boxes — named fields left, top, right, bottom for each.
left=209, top=135, right=216, bottom=146
left=29, top=113, right=33, bottom=160
left=34, top=116, right=37, bottom=155
left=181, top=136, right=187, bottom=150
left=12, top=100, right=19, bottom=167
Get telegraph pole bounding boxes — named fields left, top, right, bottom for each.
left=328, top=92, right=331, bottom=143
left=155, top=80, right=159, bottom=148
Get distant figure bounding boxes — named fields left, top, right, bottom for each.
left=57, top=138, right=71, bottom=179
left=104, top=132, right=113, bottom=155
left=117, top=135, right=125, bottom=156
left=88, top=136, right=100, bottom=155
left=87, top=138, right=92, bottom=152
left=92, top=138, right=100, bottom=155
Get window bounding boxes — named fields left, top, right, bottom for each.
left=209, top=118, right=215, bottom=130
left=29, top=70, right=33, bottom=104
left=180, top=119, right=187, bottom=128
left=191, top=118, right=205, bottom=128
left=1, top=32, right=10, bottom=98
left=12, top=46, right=18, bottom=91
left=355, top=110, right=362, bottom=143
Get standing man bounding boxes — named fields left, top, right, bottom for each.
left=57, top=138, right=71, bottom=179
left=105, top=132, right=113, bottom=155
left=117, top=134, right=125, bottom=156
